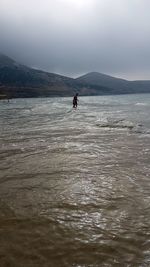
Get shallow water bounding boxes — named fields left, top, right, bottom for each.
left=0, top=94, right=150, bottom=267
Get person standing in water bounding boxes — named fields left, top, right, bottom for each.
left=73, top=93, right=79, bottom=109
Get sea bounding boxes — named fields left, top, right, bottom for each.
left=0, top=94, right=150, bottom=267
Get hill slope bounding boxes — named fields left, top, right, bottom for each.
left=76, top=72, right=129, bottom=89
left=0, top=55, right=110, bottom=98
left=0, top=54, right=78, bottom=98
left=76, top=72, right=150, bottom=94
left=1, top=55, right=150, bottom=98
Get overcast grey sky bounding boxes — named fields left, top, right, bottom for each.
left=0, top=0, right=150, bottom=80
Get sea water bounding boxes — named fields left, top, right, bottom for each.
left=0, top=94, right=150, bottom=266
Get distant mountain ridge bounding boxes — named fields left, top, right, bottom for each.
left=76, top=72, right=129, bottom=91
left=0, top=54, right=109, bottom=98
left=77, top=72, right=150, bottom=94
left=0, top=54, right=150, bottom=98
left=0, top=54, right=77, bottom=98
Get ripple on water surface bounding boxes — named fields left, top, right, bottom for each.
left=0, top=95, right=150, bottom=266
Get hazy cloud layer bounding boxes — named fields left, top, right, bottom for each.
left=0, top=0, right=150, bottom=79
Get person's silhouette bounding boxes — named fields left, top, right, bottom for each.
left=73, top=93, right=79, bottom=108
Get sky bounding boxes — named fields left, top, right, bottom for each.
left=0, top=0, right=150, bottom=80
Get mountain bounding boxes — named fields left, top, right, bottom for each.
left=76, top=72, right=150, bottom=94
left=76, top=72, right=129, bottom=90
left=0, top=54, right=110, bottom=98
left=0, top=54, right=150, bottom=98
left=0, top=54, right=78, bottom=98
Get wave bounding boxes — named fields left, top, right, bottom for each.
left=96, top=119, right=135, bottom=130
left=96, top=119, right=150, bottom=134
left=96, top=118, right=150, bottom=136
left=135, top=102, right=148, bottom=106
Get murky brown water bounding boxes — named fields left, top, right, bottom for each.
left=0, top=95, right=150, bottom=266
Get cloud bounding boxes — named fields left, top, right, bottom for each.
left=0, top=0, right=150, bottom=79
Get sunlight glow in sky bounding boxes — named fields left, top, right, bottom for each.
left=0, top=0, right=150, bottom=80
left=61, top=0, right=93, bottom=9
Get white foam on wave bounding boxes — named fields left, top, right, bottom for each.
left=96, top=117, right=150, bottom=136
left=135, top=102, right=148, bottom=106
